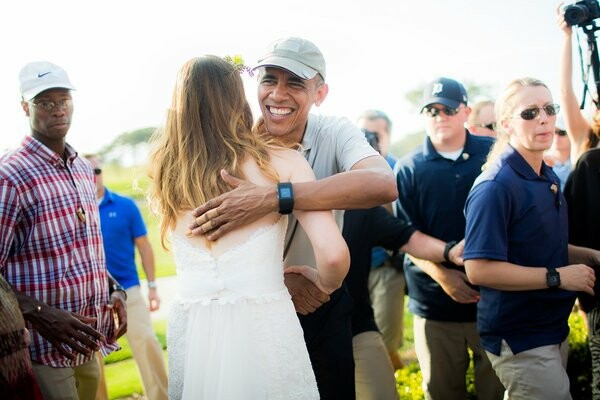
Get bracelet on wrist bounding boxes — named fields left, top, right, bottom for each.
left=443, top=240, right=458, bottom=263
left=147, top=281, right=157, bottom=289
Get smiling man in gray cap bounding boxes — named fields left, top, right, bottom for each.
left=190, top=37, right=397, bottom=399
left=0, top=61, right=127, bottom=400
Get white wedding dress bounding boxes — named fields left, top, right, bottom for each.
left=167, top=216, right=319, bottom=400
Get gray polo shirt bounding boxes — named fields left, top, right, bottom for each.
left=284, top=113, right=379, bottom=268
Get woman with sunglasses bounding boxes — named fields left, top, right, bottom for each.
left=463, top=77, right=599, bottom=399
left=543, top=117, right=572, bottom=190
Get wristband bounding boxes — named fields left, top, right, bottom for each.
left=277, top=182, right=294, bottom=215
left=109, top=282, right=128, bottom=301
left=443, top=240, right=458, bottom=263
left=546, top=267, right=561, bottom=289
left=147, top=281, right=157, bottom=289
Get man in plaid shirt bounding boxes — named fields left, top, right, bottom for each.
left=0, top=61, right=127, bottom=399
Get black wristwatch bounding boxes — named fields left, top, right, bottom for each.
left=277, top=182, right=294, bottom=215
left=109, top=282, right=128, bottom=301
left=546, top=267, right=561, bottom=289
left=443, top=240, right=458, bottom=263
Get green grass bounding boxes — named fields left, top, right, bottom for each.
left=103, top=164, right=175, bottom=278
left=105, top=357, right=145, bottom=399
left=103, top=320, right=167, bottom=399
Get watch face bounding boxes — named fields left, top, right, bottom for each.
left=547, top=270, right=560, bottom=288
left=280, top=187, right=292, bottom=198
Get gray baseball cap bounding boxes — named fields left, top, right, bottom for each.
left=253, top=37, right=326, bottom=81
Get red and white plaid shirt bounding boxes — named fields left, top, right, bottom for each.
left=0, top=136, right=118, bottom=367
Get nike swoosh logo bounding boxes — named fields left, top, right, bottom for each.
left=37, top=72, right=51, bottom=78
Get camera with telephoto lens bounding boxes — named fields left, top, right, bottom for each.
left=361, top=129, right=380, bottom=153
left=564, top=0, right=600, bottom=27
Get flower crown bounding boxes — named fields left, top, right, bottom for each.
left=223, top=55, right=254, bottom=77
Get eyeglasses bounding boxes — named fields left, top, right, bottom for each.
left=28, top=99, right=72, bottom=112
left=512, top=104, right=560, bottom=121
left=555, top=129, right=567, bottom=136
left=423, top=105, right=462, bottom=118
left=93, top=168, right=102, bottom=175
left=473, top=123, right=495, bottom=131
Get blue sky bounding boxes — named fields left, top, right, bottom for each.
left=1, top=0, right=590, bottom=153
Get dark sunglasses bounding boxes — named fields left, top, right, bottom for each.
left=423, top=105, right=461, bottom=118
left=93, top=168, right=102, bottom=175
left=513, top=104, right=560, bottom=121
left=474, top=123, right=495, bottom=131
left=555, top=129, right=567, bottom=136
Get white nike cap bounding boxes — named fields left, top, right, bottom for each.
left=19, top=61, right=76, bottom=101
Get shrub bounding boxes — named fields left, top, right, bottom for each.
left=396, top=312, right=591, bottom=399
left=567, top=311, right=592, bottom=399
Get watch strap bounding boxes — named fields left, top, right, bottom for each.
left=277, top=182, right=294, bottom=215
left=443, top=240, right=458, bottom=263
left=546, top=267, right=561, bottom=289
left=109, top=282, right=128, bottom=301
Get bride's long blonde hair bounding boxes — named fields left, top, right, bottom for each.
left=149, top=55, right=280, bottom=247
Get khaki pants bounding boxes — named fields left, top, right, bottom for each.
left=413, top=315, right=504, bottom=400
left=33, top=357, right=99, bottom=400
left=368, top=261, right=405, bottom=353
left=97, top=285, right=168, bottom=400
left=353, top=331, right=398, bottom=400
left=486, top=339, right=571, bottom=400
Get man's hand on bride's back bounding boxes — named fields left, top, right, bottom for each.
left=284, top=270, right=330, bottom=315
left=189, top=169, right=279, bottom=240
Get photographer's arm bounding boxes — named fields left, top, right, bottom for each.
left=557, top=7, right=592, bottom=161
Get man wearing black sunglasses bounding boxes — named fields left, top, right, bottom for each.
left=467, top=100, right=496, bottom=138
left=543, top=117, right=571, bottom=190
left=394, top=77, right=504, bottom=400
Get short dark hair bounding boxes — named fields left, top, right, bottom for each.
left=358, top=109, right=392, bottom=132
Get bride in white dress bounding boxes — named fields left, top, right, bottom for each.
left=149, top=56, right=350, bottom=399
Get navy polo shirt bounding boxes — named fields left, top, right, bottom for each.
left=395, top=131, right=493, bottom=322
left=343, top=206, right=415, bottom=335
left=464, top=145, right=574, bottom=355
left=370, top=153, right=398, bottom=270
left=98, top=188, right=147, bottom=289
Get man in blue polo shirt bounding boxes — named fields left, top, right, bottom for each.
left=85, top=155, right=168, bottom=400
left=394, top=77, right=503, bottom=400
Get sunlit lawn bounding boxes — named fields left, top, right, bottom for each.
left=103, top=164, right=175, bottom=278
left=104, top=320, right=167, bottom=399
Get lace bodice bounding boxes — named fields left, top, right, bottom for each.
left=170, top=217, right=288, bottom=305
